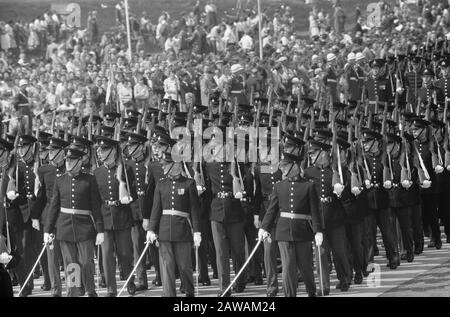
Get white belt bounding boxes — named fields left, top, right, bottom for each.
left=162, top=209, right=190, bottom=218
left=279, top=212, right=311, bottom=220
left=230, top=90, right=243, bottom=94
left=61, top=207, right=92, bottom=216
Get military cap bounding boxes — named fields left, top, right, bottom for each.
left=154, top=133, right=176, bottom=146
left=440, top=59, right=450, bottom=68
left=146, top=107, right=160, bottom=118
left=411, top=118, right=430, bottom=128
left=64, top=148, right=86, bottom=159
left=411, top=56, right=422, bottom=64
left=161, top=98, right=179, bottom=106
left=336, top=138, right=350, bottom=149
left=172, top=116, right=187, bottom=128
left=100, top=126, right=116, bottom=138
left=280, top=152, right=301, bottom=163
left=302, top=97, right=316, bottom=105
left=0, top=138, right=14, bottom=151
left=254, top=97, right=269, bottom=104
left=192, top=105, right=208, bottom=113
left=82, top=114, right=102, bottom=124
left=311, top=128, right=333, bottom=141
left=422, top=68, right=434, bottom=77
left=123, top=117, right=138, bottom=128
left=126, top=109, right=142, bottom=119
left=104, top=112, right=121, bottom=121
left=127, top=132, right=148, bottom=144
left=96, top=136, right=119, bottom=148
left=238, top=104, right=254, bottom=112
left=386, top=132, right=402, bottom=143
left=38, top=131, right=53, bottom=143
left=70, top=136, right=93, bottom=148
left=238, top=113, right=253, bottom=124
left=362, top=129, right=382, bottom=140
left=308, top=139, right=332, bottom=151
left=370, top=59, right=386, bottom=68
left=283, top=133, right=305, bottom=148
left=18, top=134, right=37, bottom=146
left=48, top=137, right=70, bottom=150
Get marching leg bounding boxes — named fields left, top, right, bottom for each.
left=278, top=241, right=297, bottom=297
left=159, top=241, right=177, bottom=297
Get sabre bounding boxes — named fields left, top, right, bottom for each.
left=195, top=245, right=199, bottom=297
left=316, top=243, right=324, bottom=297
left=117, top=241, right=151, bottom=297
left=17, top=240, right=50, bottom=297
left=220, top=237, right=267, bottom=297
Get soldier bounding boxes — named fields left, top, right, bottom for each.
left=44, top=147, right=104, bottom=297
left=304, top=134, right=352, bottom=295
left=405, top=56, right=423, bottom=107
left=147, top=150, right=201, bottom=297
left=94, top=136, right=137, bottom=296
left=323, top=53, right=339, bottom=104
left=417, top=69, right=442, bottom=107
left=361, top=129, right=400, bottom=269
left=229, top=64, right=247, bottom=104
left=204, top=126, right=247, bottom=296
left=31, top=137, right=69, bottom=297
left=125, top=131, right=150, bottom=292
left=259, top=152, right=323, bottom=297
left=345, top=52, right=363, bottom=104
left=365, top=59, right=392, bottom=112
left=435, top=59, right=450, bottom=103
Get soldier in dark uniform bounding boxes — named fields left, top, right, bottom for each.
left=147, top=150, right=201, bottom=297
left=259, top=152, right=323, bottom=297
left=254, top=134, right=283, bottom=297
left=93, top=136, right=137, bottom=296
left=7, top=134, right=39, bottom=296
left=365, top=59, right=392, bottom=112
left=229, top=64, right=248, bottom=104
left=409, top=118, right=442, bottom=249
left=125, top=131, right=150, bottom=292
left=31, top=137, right=69, bottom=297
left=405, top=57, right=423, bottom=108
left=204, top=126, right=247, bottom=296
left=304, top=135, right=352, bottom=295
left=361, top=129, right=400, bottom=269
left=44, top=148, right=104, bottom=297
left=435, top=59, right=450, bottom=104
left=323, top=53, right=339, bottom=104
left=417, top=69, right=442, bottom=107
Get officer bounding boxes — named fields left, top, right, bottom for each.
left=93, top=135, right=137, bottom=296
left=304, top=133, right=352, bottom=295
left=147, top=150, right=201, bottom=297
left=44, top=148, right=104, bottom=297
left=259, top=152, right=323, bottom=297
left=31, top=137, right=69, bottom=297
left=125, top=131, right=150, bottom=292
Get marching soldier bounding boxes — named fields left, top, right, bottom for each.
left=31, top=137, right=69, bottom=297
left=93, top=135, right=137, bottom=296
left=405, top=57, right=423, bottom=107
left=435, top=59, right=450, bottom=102
left=259, top=152, right=323, bottom=297
left=324, top=53, right=340, bottom=104
left=304, top=134, right=352, bottom=295
left=417, top=69, right=442, bottom=107
left=147, top=150, right=201, bottom=297
left=365, top=59, right=392, bottom=112
left=44, top=148, right=104, bottom=297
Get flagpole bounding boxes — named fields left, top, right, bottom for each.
left=124, top=0, right=132, bottom=62
left=258, top=0, right=263, bottom=61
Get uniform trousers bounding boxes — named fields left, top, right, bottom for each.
left=59, top=239, right=95, bottom=297
left=278, top=240, right=315, bottom=297
left=0, top=264, right=13, bottom=297
left=345, top=221, right=364, bottom=278
left=131, top=221, right=148, bottom=287
left=159, top=241, right=194, bottom=297
left=8, top=226, right=29, bottom=291
left=102, top=228, right=134, bottom=294
left=44, top=238, right=62, bottom=296
left=316, top=225, right=351, bottom=292
left=435, top=192, right=450, bottom=237
left=264, top=227, right=279, bottom=295
left=149, top=244, right=161, bottom=282
left=211, top=221, right=246, bottom=292
left=409, top=204, right=423, bottom=251
left=243, top=212, right=263, bottom=281
left=197, top=218, right=213, bottom=282
left=366, top=208, right=398, bottom=262
left=391, top=207, right=414, bottom=254
left=421, top=193, right=441, bottom=243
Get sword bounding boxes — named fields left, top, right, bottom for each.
left=17, top=240, right=50, bottom=297
left=117, top=241, right=151, bottom=297
left=220, top=237, right=266, bottom=297
left=195, top=245, right=199, bottom=297
left=316, top=242, right=325, bottom=297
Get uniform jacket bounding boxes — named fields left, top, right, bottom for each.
left=45, top=172, right=104, bottom=242
left=365, top=154, right=389, bottom=210
left=261, top=175, right=322, bottom=242
left=254, top=163, right=282, bottom=220
left=149, top=175, right=200, bottom=242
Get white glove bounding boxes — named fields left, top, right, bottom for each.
left=396, top=87, right=404, bottom=94
left=6, top=191, right=19, bottom=201
left=32, top=219, right=40, bottom=231
left=446, top=165, right=450, bottom=171
left=234, top=192, right=243, bottom=199
left=142, top=219, right=150, bottom=231
left=258, top=228, right=269, bottom=242
left=196, top=185, right=205, bottom=196
left=193, top=232, right=201, bottom=247
left=435, top=165, right=444, bottom=174
left=401, top=180, right=412, bottom=189
left=315, top=232, right=323, bottom=247
left=43, top=233, right=54, bottom=244
left=0, top=252, right=12, bottom=265
left=383, top=180, right=393, bottom=189
left=351, top=186, right=362, bottom=196
left=146, top=231, right=158, bottom=244
left=95, top=233, right=104, bottom=245
left=364, top=179, right=372, bottom=189
left=421, top=180, right=432, bottom=189
left=333, top=183, right=344, bottom=197
left=120, top=196, right=133, bottom=205
left=253, top=215, right=260, bottom=229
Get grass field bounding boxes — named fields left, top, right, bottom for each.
left=0, top=0, right=376, bottom=34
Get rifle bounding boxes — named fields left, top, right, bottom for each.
left=381, top=107, right=393, bottom=189
left=114, top=117, right=131, bottom=202
left=444, top=100, right=450, bottom=170
left=33, top=117, right=41, bottom=196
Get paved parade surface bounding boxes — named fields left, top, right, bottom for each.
left=12, top=233, right=450, bottom=298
